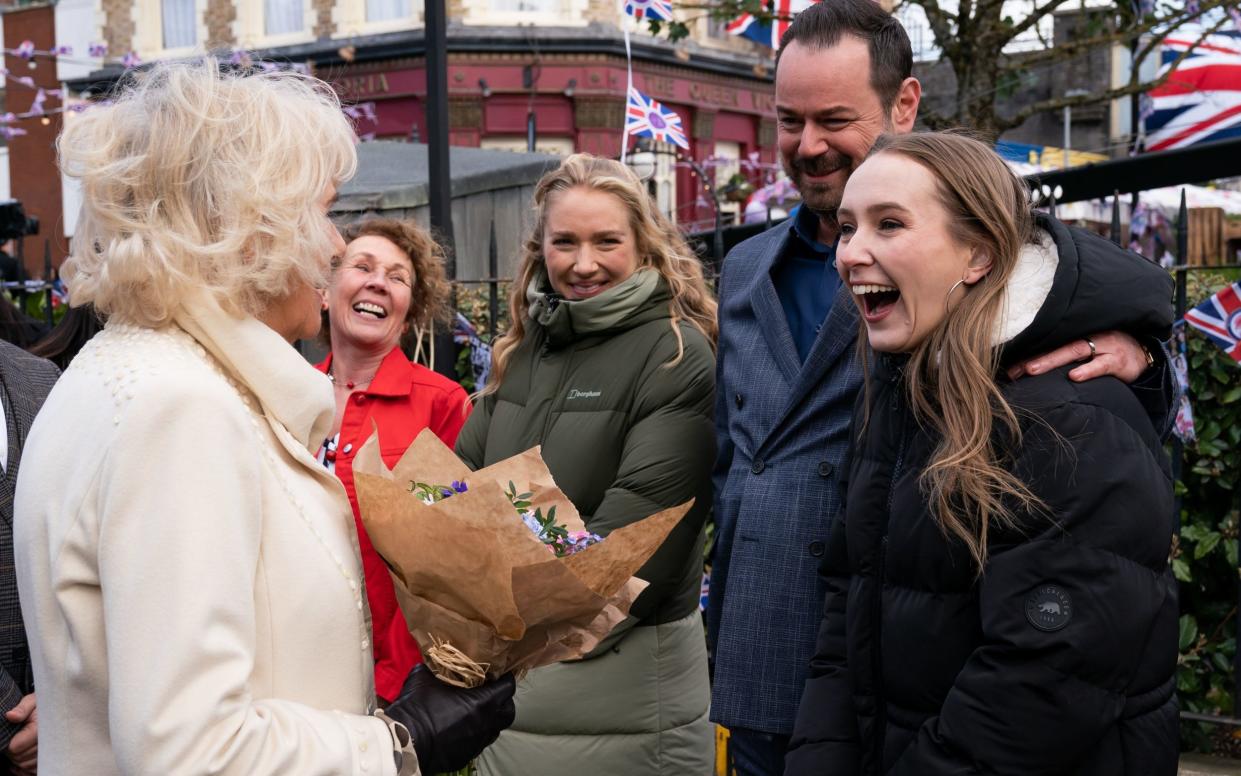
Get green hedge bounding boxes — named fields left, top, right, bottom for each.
left=1176, top=270, right=1241, bottom=756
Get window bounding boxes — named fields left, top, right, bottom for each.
left=366, top=0, right=410, bottom=22
left=480, top=136, right=575, bottom=156
left=714, top=140, right=741, bottom=225
left=265, top=0, right=304, bottom=35
left=161, top=0, right=197, bottom=48
left=651, top=141, right=677, bottom=223
left=490, top=0, right=559, bottom=11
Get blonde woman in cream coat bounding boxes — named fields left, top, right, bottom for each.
left=13, top=61, right=513, bottom=776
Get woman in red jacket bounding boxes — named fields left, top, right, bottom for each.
left=316, top=217, right=470, bottom=703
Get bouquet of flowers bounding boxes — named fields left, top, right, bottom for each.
left=352, top=428, right=692, bottom=687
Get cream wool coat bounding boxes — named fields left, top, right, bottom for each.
left=14, top=295, right=414, bottom=776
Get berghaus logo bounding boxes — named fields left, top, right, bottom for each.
left=566, top=389, right=602, bottom=400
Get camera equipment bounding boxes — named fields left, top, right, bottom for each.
left=0, top=199, right=39, bottom=242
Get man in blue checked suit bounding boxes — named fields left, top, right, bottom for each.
left=705, top=3, right=1164, bottom=774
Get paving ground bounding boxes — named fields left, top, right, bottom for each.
left=1182, top=754, right=1241, bottom=775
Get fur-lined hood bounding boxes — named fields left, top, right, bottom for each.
left=996, top=213, right=1173, bottom=366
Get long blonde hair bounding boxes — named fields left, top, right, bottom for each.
left=864, top=132, right=1044, bottom=572
left=483, top=153, right=717, bottom=394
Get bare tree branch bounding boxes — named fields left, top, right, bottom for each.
left=906, top=0, right=958, bottom=55
left=1016, top=0, right=1232, bottom=67
left=1005, top=0, right=1074, bottom=40
left=994, top=13, right=1230, bottom=132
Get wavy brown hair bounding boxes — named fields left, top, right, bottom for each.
left=481, top=153, right=718, bottom=395
left=862, top=132, right=1045, bottom=572
left=321, top=216, right=451, bottom=344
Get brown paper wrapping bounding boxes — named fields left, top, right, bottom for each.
left=353, top=428, right=692, bottom=686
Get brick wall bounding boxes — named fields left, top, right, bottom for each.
left=2, top=3, right=66, bottom=275
left=204, top=0, right=237, bottom=48
left=100, top=0, right=135, bottom=56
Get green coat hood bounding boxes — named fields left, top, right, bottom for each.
left=526, top=268, right=671, bottom=349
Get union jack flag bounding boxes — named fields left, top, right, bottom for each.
left=50, top=277, right=68, bottom=310
left=727, top=0, right=821, bottom=49
left=1145, top=30, right=1241, bottom=151
left=623, top=0, right=673, bottom=22
left=1184, top=280, right=1241, bottom=362
left=625, top=87, right=689, bottom=149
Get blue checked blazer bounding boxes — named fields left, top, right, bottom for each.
left=706, top=220, right=862, bottom=736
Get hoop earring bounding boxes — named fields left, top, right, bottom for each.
left=945, top=278, right=966, bottom=313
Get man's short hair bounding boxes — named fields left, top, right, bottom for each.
left=777, top=0, right=914, bottom=111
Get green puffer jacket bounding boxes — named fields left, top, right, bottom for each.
left=457, top=268, right=716, bottom=776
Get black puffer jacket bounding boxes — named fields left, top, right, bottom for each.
left=786, top=215, right=1179, bottom=776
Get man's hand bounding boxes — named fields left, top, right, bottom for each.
left=1007, top=330, right=1151, bottom=384
left=4, top=692, right=36, bottom=775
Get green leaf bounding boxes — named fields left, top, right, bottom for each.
left=1223, top=386, right=1241, bottom=404
left=1199, top=420, right=1221, bottom=443
left=1194, top=531, right=1221, bottom=559
left=1212, top=652, right=1232, bottom=673
left=1182, top=524, right=1206, bottom=542
left=1227, top=538, right=1238, bottom=568
left=1172, top=557, right=1192, bottom=582
left=1177, top=664, right=1201, bottom=693
left=1180, top=614, right=1199, bottom=651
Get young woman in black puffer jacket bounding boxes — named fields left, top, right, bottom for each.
left=785, top=132, right=1178, bottom=776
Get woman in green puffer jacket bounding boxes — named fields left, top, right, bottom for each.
left=456, top=153, right=718, bottom=776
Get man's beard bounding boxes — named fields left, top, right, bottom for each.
left=783, top=149, right=854, bottom=215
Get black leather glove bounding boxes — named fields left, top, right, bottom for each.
left=383, top=664, right=517, bottom=774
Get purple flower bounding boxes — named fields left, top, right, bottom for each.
left=451, top=480, right=468, bottom=493
left=88, top=42, right=108, bottom=58
left=520, top=512, right=542, bottom=537
left=14, top=41, right=35, bottom=60
left=560, top=530, right=602, bottom=555
left=121, top=51, right=141, bottom=69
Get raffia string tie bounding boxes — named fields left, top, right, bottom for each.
left=425, top=636, right=490, bottom=688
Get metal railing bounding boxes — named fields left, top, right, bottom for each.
left=1099, top=189, right=1241, bottom=733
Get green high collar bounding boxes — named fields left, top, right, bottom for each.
left=526, top=268, right=669, bottom=348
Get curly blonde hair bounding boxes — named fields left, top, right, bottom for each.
left=59, top=59, right=357, bottom=328
left=483, top=153, right=717, bottom=395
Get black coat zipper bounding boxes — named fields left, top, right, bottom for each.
left=870, top=376, right=907, bottom=772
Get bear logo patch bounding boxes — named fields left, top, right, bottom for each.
left=1025, top=585, right=1072, bottom=632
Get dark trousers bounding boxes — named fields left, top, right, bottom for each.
left=728, top=727, right=791, bottom=776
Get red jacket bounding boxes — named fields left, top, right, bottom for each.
left=316, top=347, right=470, bottom=701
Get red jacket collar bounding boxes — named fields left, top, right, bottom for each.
left=316, top=346, right=415, bottom=398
